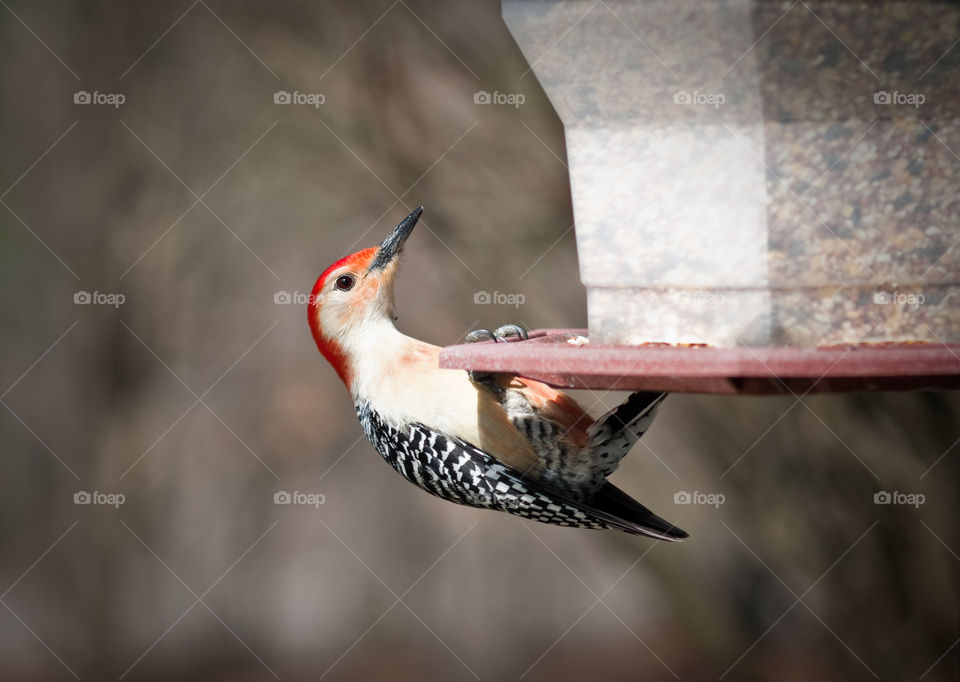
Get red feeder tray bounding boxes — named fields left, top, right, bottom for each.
left=439, top=330, right=960, bottom=395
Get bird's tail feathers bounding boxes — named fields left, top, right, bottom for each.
left=587, top=392, right=667, bottom=446
left=588, top=482, right=688, bottom=541
left=585, top=392, right=667, bottom=482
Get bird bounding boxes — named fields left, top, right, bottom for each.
left=308, top=206, right=687, bottom=540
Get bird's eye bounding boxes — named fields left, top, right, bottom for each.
left=334, top=274, right=355, bottom=291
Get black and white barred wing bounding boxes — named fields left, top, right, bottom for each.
left=358, top=403, right=686, bottom=540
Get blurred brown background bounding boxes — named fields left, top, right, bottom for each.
left=0, top=1, right=957, bottom=680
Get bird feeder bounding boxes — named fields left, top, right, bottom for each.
left=441, top=0, right=960, bottom=393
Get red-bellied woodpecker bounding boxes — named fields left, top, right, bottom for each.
left=308, top=207, right=687, bottom=540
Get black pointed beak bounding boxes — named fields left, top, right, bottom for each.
left=367, top=206, right=423, bottom=272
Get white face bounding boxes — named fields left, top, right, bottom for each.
left=312, top=255, right=400, bottom=348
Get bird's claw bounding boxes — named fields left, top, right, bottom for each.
left=465, top=329, right=497, bottom=344
left=493, top=324, right=529, bottom=343
left=464, top=324, right=529, bottom=345
left=464, top=325, right=529, bottom=385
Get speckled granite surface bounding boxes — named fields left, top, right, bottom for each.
left=504, top=0, right=960, bottom=347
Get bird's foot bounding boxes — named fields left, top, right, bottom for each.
left=464, top=324, right=529, bottom=383
left=465, top=324, right=529, bottom=345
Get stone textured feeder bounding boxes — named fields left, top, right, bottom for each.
left=442, top=0, right=960, bottom=393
